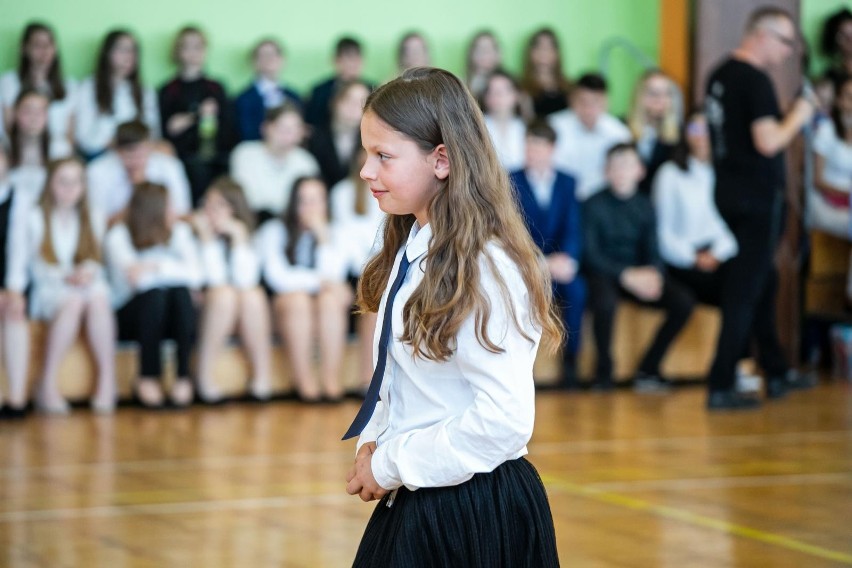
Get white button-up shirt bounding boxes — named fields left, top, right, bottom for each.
left=357, top=223, right=541, bottom=491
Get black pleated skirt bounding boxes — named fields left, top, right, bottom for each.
left=353, top=457, right=559, bottom=567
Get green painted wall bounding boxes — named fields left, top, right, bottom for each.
left=802, top=0, right=852, bottom=76
left=0, top=0, right=659, bottom=115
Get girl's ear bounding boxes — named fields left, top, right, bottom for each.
left=432, top=144, right=450, bottom=180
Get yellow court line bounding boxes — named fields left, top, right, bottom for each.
left=542, top=475, right=852, bottom=565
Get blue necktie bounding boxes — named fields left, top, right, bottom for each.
left=342, top=251, right=412, bottom=440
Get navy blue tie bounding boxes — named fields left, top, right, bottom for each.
left=342, top=251, right=412, bottom=440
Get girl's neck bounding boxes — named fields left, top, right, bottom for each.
left=111, top=72, right=129, bottom=86
left=489, top=109, right=513, bottom=122
left=19, top=134, right=45, bottom=166
left=691, top=150, right=710, bottom=164
left=266, top=143, right=292, bottom=159
left=28, top=67, right=49, bottom=85
left=180, top=65, right=203, bottom=81
left=53, top=204, right=77, bottom=220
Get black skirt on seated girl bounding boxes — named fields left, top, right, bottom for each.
left=354, top=457, right=558, bottom=567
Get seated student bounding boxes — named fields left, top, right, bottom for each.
left=190, top=177, right=272, bottom=403
left=87, top=121, right=191, bottom=223
left=549, top=73, right=631, bottom=201
left=810, top=74, right=852, bottom=240
left=0, top=143, right=31, bottom=419
left=234, top=38, right=301, bottom=142
left=75, top=30, right=160, bottom=160
left=104, top=182, right=201, bottom=408
left=520, top=28, right=571, bottom=119
left=653, top=111, right=738, bottom=301
left=23, top=158, right=116, bottom=414
left=0, top=23, right=76, bottom=146
left=465, top=31, right=503, bottom=100
left=482, top=70, right=527, bottom=172
left=159, top=26, right=233, bottom=206
left=583, top=143, right=694, bottom=391
left=255, top=176, right=350, bottom=402
left=330, top=149, right=385, bottom=389
left=7, top=89, right=73, bottom=205
left=627, top=70, right=682, bottom=195
left=230, top=104, right=319, bottom=222
left=305, top=37, right=372, bottom=128
left=307, top=80, right=369, bottom=189
left=509, top=120, right=585, bottom=386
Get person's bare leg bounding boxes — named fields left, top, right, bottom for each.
left=85, top=293, right=118, bottom=413
left=275, top=293, right=320, bottom=401
left=3, top=303, right=30, bottom=411
left=37, top=295, right=85, bottom=414
left=238, top=287, right=273, bottom=399
left=317, top=283, right=353, bottom=400
left=196, top=287, right=239, bottom=402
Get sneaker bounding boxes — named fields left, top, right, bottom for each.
left=707, top=389, right=761, bottom=410
left=634, top=372, right=672, bottom=394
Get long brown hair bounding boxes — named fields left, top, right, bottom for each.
left=521, top=28, right=571, bottom=99
left=358, top=67, right=563, bottom=361
left=205, top=176, right=256, bottom=231
left=9, top=89, right=51, bottom=168
left=282, top=176, right=328, bottom=265
left=39, top=158, right=100, bottom=265
left=348, top=148, right=369, bottom=216
left=18, top=22, right=67, bottom=101
left=127, top=182, right=171, bottom=250
left=95, top=30, right=143, bottom=116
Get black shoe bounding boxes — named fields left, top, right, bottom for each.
left=560, top=359, right=579, bottom=391
left=633, top=372, right=672, bottom=394
left=592, top=377, right=615, bottom=392
left=785, top=369, right=818, bottom=390
left=766, top=378, right=788, bottom=400
left=707, top=390, right=761, bottom=410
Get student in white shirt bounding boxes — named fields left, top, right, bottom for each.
left=87, top=121, right=191, bottom=223
left=190, top=177, right=272, bottom=403
left=0, top=23, right=76, bottom=147
left=256, top=176, right=351, bottom=402
left=104, top=182, right=201, bottom=408
left=811, top=75, right=852, bottom=240
left=344, top=68, right=560, bottom=567
left=0, top=144, right=31, bottom=419
left=331, top=149, right=385, bottom=389
left=549, top=73, right=632, bottom=200
left=481, top=70, right=526, bottom=172
left=653, top=111, right=738, bottom=302
left=75, top=30, right=160, bottom=159
left=24, top=158, right=116, bottom=415
left=7, top=89, right=73, bottom=205
left=230, top=103, right=319, bottom=222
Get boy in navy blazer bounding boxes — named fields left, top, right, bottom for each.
left=510, top=120, right=586, bottom=387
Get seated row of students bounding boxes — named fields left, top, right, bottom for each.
left=0, top=136, right=384, bottom=416
left=511, top=114, right=738, bottom=391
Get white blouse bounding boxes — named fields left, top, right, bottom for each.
left=813, top=120, right=852, bottom=195
left=74, top=76, right=160, bottom=156
left=548, top=109, right=632, bottom=200
left=230, top=142, right=320, bottom=215
left=87, top=151, right=191, bottom=217
left=254, top=219, right=349, bottom=294
left=104, top=221, right=202, bottom=309
left=0, top=71, right=77, bottom=142
left=652, top=158, right=738, bottom=269
left=22, top=207, right=110, bottom=319
left=0, top=182, right=36, bottom=293
left=200, top=238, right=261, bottom=289
left=484, top=115, right=526, bottom=172
left=330, top=178, right=385, bottom=276
left=357, top=223, right=540, bottom=491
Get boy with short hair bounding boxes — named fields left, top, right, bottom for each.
left=582, top=143, right=694, bottom=390
left=305, top=37, right=374, bottom=128
left=510, top=119, right=585, bottom=387
left=548, top=73, right=632, bottom=201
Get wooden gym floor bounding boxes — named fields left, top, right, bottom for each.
left=1, top=381, right=851, bottom=567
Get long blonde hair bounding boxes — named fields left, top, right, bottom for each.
left=39, top=158, right=101, bottom=265
left=627, top=69, right=681, bottom=145
left=357, top=67, right=563, bottom=362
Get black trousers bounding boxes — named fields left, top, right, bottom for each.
left=708, top=203, right=788, bottom=393
left=117, top=287, right=197, bottom=378
left=587, top=270, right=694, bottom=380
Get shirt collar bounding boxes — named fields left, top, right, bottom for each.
left=404, top=221, right=432, bottom=263
left=255, top=76, right=278, bottom=93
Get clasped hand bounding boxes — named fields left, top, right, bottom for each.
left=346, top=442, right=388, bottom=502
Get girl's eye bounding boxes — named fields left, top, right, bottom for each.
left=378, top=153, right=390, bottom=161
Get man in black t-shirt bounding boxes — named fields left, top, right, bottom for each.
left=703, top=7, right=815, bottom=410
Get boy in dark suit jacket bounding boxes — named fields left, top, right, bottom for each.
left=510, top=120, right=586, bottom=387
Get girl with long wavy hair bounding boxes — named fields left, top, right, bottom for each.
left=344, top=67, right=561, bottom=567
